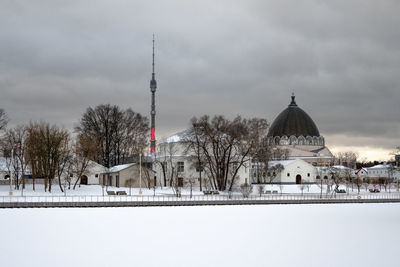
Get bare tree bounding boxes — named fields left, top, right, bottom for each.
left=240, top=181, right=252, bottom=198
left=316, top=165, right=328, bottom=198
left=298, top=184, right=306, bottom=196
left=154, top=142, right=170, bottom=187
left=55, top=136, right=71, bottom=192
left=0, top=109, right=8, bottom=132
left=330, top=167, right=342, bottom=196
left=363, top=177, right=370, bottom=192
left=354, top=177, right=363, bottom=194
left=185, top=125, right=207, bottom=191
left=257, top=184, right=265, bottom=197
left=387, top=163, right=396, bottom=192
left=68, top=134, right=96, bottom=190
left=1, top=125, right=28, bottom=190
left=26, top=122, right=70, bottom=192
left=166, top=142, right=179, bottom=188
left=75, top=104, right=149, bottom=168
left=187, top=115, right=269, bottom=191
left=379, top=177, right=392, bottom=192
left=141, top=163, right=154, bottom=189
left=187, top=177, right=196, bottom=198
left=335, top=151, right=358, bottom=169
left=121, top=109, right=150, bottom=162
left=342, top=167, right=354, bottom=193
left=156, top=141, right=182, bottom=196
left=267, top=163, right=284, bottom=184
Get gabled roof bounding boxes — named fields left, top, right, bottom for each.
left=268, top=158, right=313, bottom=168
left=106, top=163, right=156, bottom=174
left=108, top=163, right=136, bottom=173
left=355, top=168, right=368, bottom=175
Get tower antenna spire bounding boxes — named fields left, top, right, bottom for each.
left=152, top=34, right=155, bottom=76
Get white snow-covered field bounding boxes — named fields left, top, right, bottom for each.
left=0, top=204, right=399, bottom=267
left=0, top=183, right=395, bottom=197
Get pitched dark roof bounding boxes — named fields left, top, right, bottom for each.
left=268, top=95, right=320, bottom=137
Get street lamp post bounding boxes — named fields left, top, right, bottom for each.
left=63, top=178, right=67, bottom=197
left=101, top=175, right=105, bottom=197
left=139, top=153, right=142, bottom=195
left=9, top=148, right=14, bottom=196
left=18, top=142, right=23, bottom=197
left=129, top=177, right=132, bottom=196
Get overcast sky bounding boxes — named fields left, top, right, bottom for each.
left=1, top=0, right=399, bottom=160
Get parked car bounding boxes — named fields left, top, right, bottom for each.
left=335, top=189, right=346, bottom=193
left=203, top=190, right=219, bottom=195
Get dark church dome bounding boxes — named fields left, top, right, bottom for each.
left=268, top=95, right=320, bottom=138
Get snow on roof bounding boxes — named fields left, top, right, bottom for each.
left=108, top=163, right=136, bottom=173
left=368, top=164, right=389, bottom=169
left=332, top=165, right=352, bottom=170
left=163, top=130, right=191, bottom=143
left=268, top=160, right=296, bottom=167
left=315, top=165, right=353, bottom=172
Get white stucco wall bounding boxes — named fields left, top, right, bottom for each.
left=276, top=159, right=317, bottom=184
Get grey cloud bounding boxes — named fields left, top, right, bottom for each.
left=0, top=0, right=399, bottom=158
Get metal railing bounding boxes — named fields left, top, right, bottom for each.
left=1, top=192, right=400, bottom=204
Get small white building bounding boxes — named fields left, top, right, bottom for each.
left=315, top=165, right=355, bottom=182
left=0, top=157, right=106, bottom=185
left=367, top=164, right=400, bottom=180
left=262, top=159, right=317, bottom=184
left=101, top=163, right=156, bottom=188
left=77, top=161, right=107, bottom=185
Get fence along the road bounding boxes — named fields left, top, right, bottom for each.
left=1, top=192, right=400, bottom=203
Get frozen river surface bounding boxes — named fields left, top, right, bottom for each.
left=0, top=203, right=399, bottom=267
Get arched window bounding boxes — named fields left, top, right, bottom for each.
left=266, top=137, right=273, bottom=146
left=274, top=136, right=280, bottom=145
left=289, top=136, right=297, bottom=145
left=298, top=136, right=305, bottom=145
left=313, top=137, right=318, bottom=145
left=280, top=136, right=288, bottom=145
left=306, top=136, right=313, bottom=145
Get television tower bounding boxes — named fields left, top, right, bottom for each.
left=150, top=35, right=157, bottom=154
